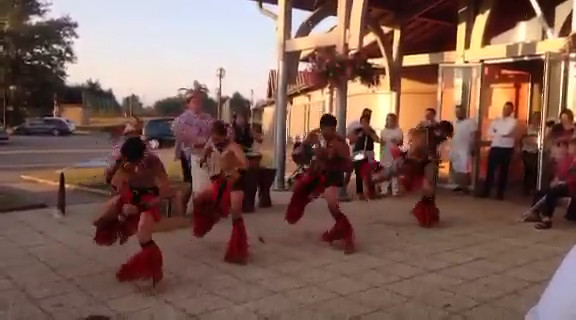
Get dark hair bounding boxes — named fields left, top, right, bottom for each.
left=360, top=114, right=370, bottom=122
left=504, top=101, right=514, bottom=108
left=120, top=137, right=147, bottom=163
left=211, top=120, right=228, bottom=136
left=426, top=108, right=436, bottom=115
left=362, top=108, right=372, bottom=115
left=320, top=113, right=337, bottom=128
left=560, top=108, right=574, bottom=122
left=438, top=120, right=454, bottom=138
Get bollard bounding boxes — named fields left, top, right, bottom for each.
left=57, top=171, right=66, bottom=216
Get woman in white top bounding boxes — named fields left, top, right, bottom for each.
left=380, top=113, right=403, bottom=196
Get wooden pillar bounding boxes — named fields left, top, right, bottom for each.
left=391, top=25, right=404, bottom=116
left=567, top=0, right=576, bottom=113
left=335, top=0, right=351, bottom=136
left=272, top=0, right=292, bottom=190
left=454, top=0, right=472, bottom=113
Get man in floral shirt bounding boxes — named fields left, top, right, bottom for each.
left=173, top=88, right=214, bottom=195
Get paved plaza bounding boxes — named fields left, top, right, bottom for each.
left=0, top=192, right=575, bottom=319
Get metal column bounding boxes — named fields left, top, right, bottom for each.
left=272, top=0, right=291, bottom=190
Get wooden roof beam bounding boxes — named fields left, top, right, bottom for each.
left=402, top=0, right=452, bottom=22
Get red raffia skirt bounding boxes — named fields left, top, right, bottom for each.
left=398, top=160, right=439, bottom=228
left=285, top=170, right=326, bottom=224
left=192, top=176, right=232, bottom=238
left=93, top=189, right=160, bottom=246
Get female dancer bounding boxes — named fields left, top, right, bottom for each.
left=191, top=120, right=250, bottom=264
left=93, top=137, right=171, bottom=286
left=286, top=114, right=355, bottom=254
left=403, top=120, right=453, bottom=227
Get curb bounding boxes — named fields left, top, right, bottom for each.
left=0, top=203, right=48, bottom=214
left=20, top=175, right=110, bottom=196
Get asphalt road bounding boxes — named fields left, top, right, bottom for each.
left=0, top=133, right=174, bottom=207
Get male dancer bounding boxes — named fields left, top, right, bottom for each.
left=286, top=114, right=355, bottom=253
left=93, top=137, right=171, bottom=286
left=404, top=120, right=453, bottom=227
left=191, top=120, right=250, bottom=264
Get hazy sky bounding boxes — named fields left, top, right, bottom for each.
left=48, top=0, right=331, bottom=105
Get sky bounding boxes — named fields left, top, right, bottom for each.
left=47, top=0, right=331, bottom=106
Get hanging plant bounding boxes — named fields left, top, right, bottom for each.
left=308, top=48, right=382, bottom=88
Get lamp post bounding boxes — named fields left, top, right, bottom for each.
left=216, top=67, right=226, bottom=119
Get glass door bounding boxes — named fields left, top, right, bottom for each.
left=537, top=53, right=567, bottom=189
left=437, top=64, right=484, bottom=188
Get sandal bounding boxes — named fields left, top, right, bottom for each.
left=535, top=220, right=552, bottom=230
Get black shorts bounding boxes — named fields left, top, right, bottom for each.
left=231, top=170, right=247, bottom=191
left=324, top=170, right=344, bottom=188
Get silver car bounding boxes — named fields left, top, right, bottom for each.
left=0, top=125, right=9, bottom=141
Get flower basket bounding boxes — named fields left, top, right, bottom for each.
left=308, top=49, right=382, bottom=88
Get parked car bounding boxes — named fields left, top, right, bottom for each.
left=0, top=125, right=9, bottom=141
left=142, top=117, right=174, bottom=149
left=13, top=118, right=72, bottom=136
left=43, top=117, right=76, bottom=133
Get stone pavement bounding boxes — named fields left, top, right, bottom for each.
left=1, top=192, right=575, bottom=320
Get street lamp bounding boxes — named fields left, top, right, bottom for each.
left=216, top=67, right=226, bottom=119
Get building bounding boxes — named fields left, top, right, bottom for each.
left=254, top=0, right=575, bottom=191
left=57, top=86, right=122, bottom=125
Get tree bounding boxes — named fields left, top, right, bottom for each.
left=227, top=92, right=250, bottom=116
left=121, top=94, right=143, bottom=116
left=153, top=96, right=182, bottom=116
left=1, top=0, right=78, bottom=123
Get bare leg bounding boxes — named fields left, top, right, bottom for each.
left=323, top=186, right=355, bottom=254
left=117, top=212, right=163, bottom=286
left=225, top=190, right=249, bottom=264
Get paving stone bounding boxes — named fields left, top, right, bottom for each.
left=171, top=293, right=234, bottom=316
left=0, top=196, right=571, bottom=319
left=283, top=286, right=338, bottom=305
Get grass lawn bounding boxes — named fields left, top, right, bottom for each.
left=26, top=161, right=184, bottom=191
left=24, top=152, right=274, bottom=191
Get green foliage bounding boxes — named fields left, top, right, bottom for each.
left=1, top=0, right=78, bottom=124
left=153, top=96, right=182, bottom=116
left=227, top=92, right=250, bottom=117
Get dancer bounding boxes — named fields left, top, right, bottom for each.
left=93, top=137, right=170, bottom=286
left=403, top=120, right=453, bottom=228
left=286, top=114, right=355, bottom=254
left=191, top=120, right=249, bottom=264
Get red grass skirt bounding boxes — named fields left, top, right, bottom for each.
left=412, top=196, right=439, bottom=228
left=224, top=218, right=248, bottom=264
left=285, top=171, right=325, bottom=224
left=116, top=240, right=163, bottom=285
left=93, top=192, right=160, bottom=246
left=322, top=214, right=354, bottom=246
left=192, top=177, right=232, bottom=238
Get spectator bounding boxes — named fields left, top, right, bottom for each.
left=379, top=113, right=403, bottom=196
left=449, top=105, right=478, bottom=195
left=480, top=101, right=518, bottom=200
left=521, top=112, right=541, bottom=195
